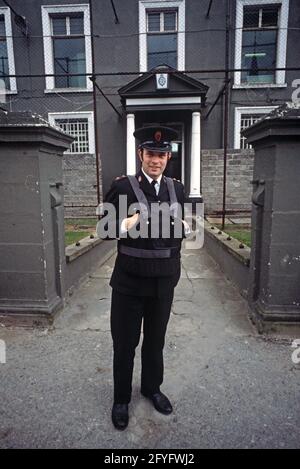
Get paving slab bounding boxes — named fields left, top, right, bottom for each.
left=0, top=247, right=299, bottom=449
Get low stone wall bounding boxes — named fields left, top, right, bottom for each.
left=204, top=221, right=251, bottom=298
left=65, top=237, right=116, bottom=295
left=202, top=149, right=254, bottom=214
left=63, top=153, right=100, bottom=218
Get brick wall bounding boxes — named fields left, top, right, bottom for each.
left=201, top=149, right=254, bottom=214
left=63, top=153, right=100, bottom=218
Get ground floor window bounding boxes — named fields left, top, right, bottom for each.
left=48, top=111, right=95, bottom=154
left=240, top=114, right=264, bottom=149
left=234, top=106, right=277, bottom=149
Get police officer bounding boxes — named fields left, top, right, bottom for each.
left=102, top=126, right=188, bottom=430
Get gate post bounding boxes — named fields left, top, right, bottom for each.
left=0, top=112, right=73, bottom=326
left=244, top=103, right=300, bottom=332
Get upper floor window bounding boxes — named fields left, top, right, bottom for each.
left=147, top=10, right=178, bottom=69
left=0, top=8, right=17, bottom=93
left=42, top=5, right=92, bottom=92
left=139, top=1, right=185, bottom=72
left=241, top=5, right=279, bottom=84
left=51, top=14, right=86, bottom=88
left=234, top=0, right=290, bottom=87
left=0, top=16, right=9, bottom=89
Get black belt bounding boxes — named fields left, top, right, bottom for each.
left=118, top=245, right=179, bottom=259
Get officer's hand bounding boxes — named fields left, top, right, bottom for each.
left=124, top=213, right=139, bottom=231
left=180, top=219, right=192, bottom=236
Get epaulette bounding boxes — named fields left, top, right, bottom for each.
left=114, top=174, right=127, bottom=181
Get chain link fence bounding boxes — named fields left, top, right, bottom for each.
left=0, top=0, right=299, bottom=234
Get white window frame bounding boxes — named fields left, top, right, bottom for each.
left=42, top=4, right=92, bottom=92
left=48, top=111, right=95, bottom=154
left=0, top=7, right=17, bottom=93
left=234, top=0, right=290, bottom=88
left=234, top=106, right=277, bottom=149
left=139, top=0, right=185, bottom=72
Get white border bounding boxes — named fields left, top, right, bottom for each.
left=48, top=111, right=95, bottom=154
left=139, top=0, right=185, bottom=72
left=234, top=0, right=290, bottom=87
left=0, top=7, right=17, bottom=93
left=42, top=4, right=92, bottom=92
left=234, top=106, right=277, bottom=148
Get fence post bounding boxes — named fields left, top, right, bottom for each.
left=244, top=102, right=300, bottom=332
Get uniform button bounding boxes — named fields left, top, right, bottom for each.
left=146, top=221, right=150, bottom=225
left=171, top=221, right=174, bottom=225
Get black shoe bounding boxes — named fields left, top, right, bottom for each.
left=141, top=391, right=173, bottom=415
left=112, top=403, right=129, bottom=430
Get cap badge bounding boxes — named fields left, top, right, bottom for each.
left=154, top=131, right=162, bottom=143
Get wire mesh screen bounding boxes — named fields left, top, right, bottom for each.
left=55, top=118, right=90, bottom=153
left=0, top=0, right=299, bottom=225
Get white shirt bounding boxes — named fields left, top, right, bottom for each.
left=141, top=167, right=162, bottom=196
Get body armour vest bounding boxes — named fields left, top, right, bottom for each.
left=116, top=175, right=183, bottom=278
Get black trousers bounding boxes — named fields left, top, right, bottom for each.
left=110, top=289, right=174, bottom=404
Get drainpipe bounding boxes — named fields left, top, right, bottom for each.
left=89, top=0, right=102, bottom=215
left=222, top=0, right=231, bottom=230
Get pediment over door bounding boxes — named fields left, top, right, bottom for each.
left=119, top=65, right=209, bottom=111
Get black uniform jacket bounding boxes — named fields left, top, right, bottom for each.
left=100, top=170, right=186, bottom=297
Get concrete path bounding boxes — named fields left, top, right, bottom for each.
left=0, top=247, right=299, bottom=449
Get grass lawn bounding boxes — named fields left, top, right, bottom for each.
left=64, top=218, right=98, bottom=246
left=65, top=231, right=90, bottom=246
left=215, top=224, right=251, bottom=247
left=65, top=218, right=98, bottom=227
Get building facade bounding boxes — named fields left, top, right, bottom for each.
left=0, top=0, right=299, bottom=213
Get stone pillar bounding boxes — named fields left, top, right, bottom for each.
left=126, top=113, right=136, bottom=175
left=244, top=102, right=300, bottom=331
left=189, top=111, right=202, bottom=199
left=0, top=112, right=73, bottom=326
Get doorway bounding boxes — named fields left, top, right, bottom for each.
left=164, top=123, right=184, bottom=182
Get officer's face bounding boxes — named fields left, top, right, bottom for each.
left=138, top=149, right=171, bottom=179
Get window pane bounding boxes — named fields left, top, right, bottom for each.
left=52, top=17, right=67, bottom=35
left=0, top=40, right=9, bottom=89
left=55, top=118, right=89, bottom=153
left=53, top=37, right=86, bottom=88
left=164, top=11, right=177, bottom=31
left=262, top=6, right=279, bottom=27
left=241, top=30, right=277, bottom=84
left=147, top=33, right=177, bottom=69
left=0, top=16, right=6, bottom=37
left=70, top=15, right=84, bottom=35
left=240, top=114, right=262, bottom=149
left=243, top=6, right=259, bottom=28
left=148, top=12, right=160, bottom=32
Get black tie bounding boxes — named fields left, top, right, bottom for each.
left=151, top=180, right=158, bottom=194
